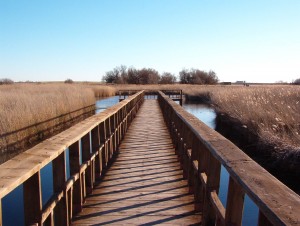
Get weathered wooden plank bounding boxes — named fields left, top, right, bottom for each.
left=72, top=100, right=201, bottom=225
left=73, top=214, right=201, bottom=225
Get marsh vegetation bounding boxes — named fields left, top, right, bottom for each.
left=184, top=85, right=300, bottom=192
left=0, top=83, right=115, bottom=162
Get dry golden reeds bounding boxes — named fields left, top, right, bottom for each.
left=92, top=85, right=116, bottom=98
left=0, top=83, right=115, bottom=162
left=184, top=85, right=300, bottom=150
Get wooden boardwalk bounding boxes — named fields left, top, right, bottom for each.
left=72, top=100, right=201, bottom=225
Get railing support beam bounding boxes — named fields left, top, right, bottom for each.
left=24, top=171, right=42, bottom=225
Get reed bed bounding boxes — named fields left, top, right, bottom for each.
left=92, top=85, right=116, bottom=98
left=184, top=85, right=300, bottom=155
left=0, top=83, right=115, bottom=162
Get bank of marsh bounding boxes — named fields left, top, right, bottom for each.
left=0, top=83, right=115, bottom=162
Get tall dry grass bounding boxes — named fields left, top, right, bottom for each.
left=0, top=83, right=94, bottom=134
left=92, top=85, right=116, bottom=98
left=0, top=83, right=115, bottom=162
left=185, top=85, right=300, bottom=151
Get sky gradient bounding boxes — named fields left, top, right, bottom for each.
left=1, top=0, right=299, bottom=83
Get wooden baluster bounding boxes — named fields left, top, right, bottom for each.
left=82, top=133, right=93, bottom=194
left=116, top=111, right=120, bottom=146
left=225, top=177, right=245, bottom=226
left=23, top=171, right=42, bottom=225
left=91, top=126, right=101, bottom=178
left=125, top=105, right=129, bottom=132
left=111, top=114, right=116, bottom=155
left=69, top=141, right=82, bottom=214
left=203, top=153, right=221, bottom=226
left=99, top=121, right=107, bottom=171
left=182, top=143, right=189, bottom=180
left=52, top=152, right=68, bottom=226
left=68, top=187, right=73, bottom=223
left=195, top=142, right=209, bottom=212
left=121, top=107, right=125, bottom=139
left=0, top=199, right=2, bottom=226
left=258, top=210, right=273, bottom=226
left=105, top=118, right=111, bottom=161
left=81, top=171, right=86, bottom=201
left=44, top=211, right=54, bottom=226
left=185, top=129, right=195, bottom=193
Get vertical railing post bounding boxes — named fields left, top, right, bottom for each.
left=203, top=153, right=221, bottom=226
left=187, top=132, right=196, bottom=194
left=195, top=142, right=209, bottom=213
left=91, top=126, right=101, bottom=178
left=24, top=171, right=42, bottom=225
left=180, top=90, right=183, bottom=106
left=120, top=107, right=125, bottom=139
left=105, top=118, right=112, bottom=160
left=82, top=133, right=92, bottom=194
left=0, top=199, right=2, bottom=226
left=110, top=114, right=116, bottom=155
left=100, top=121, right=108, bottom=169
left=52, top=152, right=68, bottom=226
left=69, top=141, right=82, bottom=214
left=225, top=177, right=245, bottom=226
left=116, top=111, right=121, bottom=146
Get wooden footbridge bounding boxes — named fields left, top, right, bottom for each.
left=0, top=91, right=299, bottom=225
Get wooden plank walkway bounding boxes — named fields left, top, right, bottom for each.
left=72, top=99, right=201, bottom=225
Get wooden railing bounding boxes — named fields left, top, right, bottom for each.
left=0, top=91, right=144, bottom=226
left=158, top=91, right=300, bottom=226
left=118, top=89, right=183, bottom=105
left=0, top=104, right=96, bottom=164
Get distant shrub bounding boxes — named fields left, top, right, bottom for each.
left=103, top=66, right=160, bottom=84
left=293, top=78, right=300, bottom=85
left=159, top=72, right=177, bottom=84
left=179, top=69, right=218, bottom=84
left=0, top=78, right=14, bottom=85
left=65, top=79, right=74, bottom=84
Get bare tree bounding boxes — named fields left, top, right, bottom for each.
left=293, top=78, right=300, bottom=85
left=0, top=78, right=14, bottom=85
left=179, top=68, right=218, bottom=84
left=160, top=72, right=177, bottom=84
left=179, top=69, right=192, bottom=84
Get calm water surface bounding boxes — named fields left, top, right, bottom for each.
left=3, top=97, right=258, bottom=225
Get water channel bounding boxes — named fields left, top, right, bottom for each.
left=2, top=96, right=258, bottom=225
left=183, top=101, right=259, bottom=225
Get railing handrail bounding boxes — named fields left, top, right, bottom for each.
left=0, top=91, right=144, bottom=200
left=0, top=90, right=145, bottom=225
left=117, top=89, right=182, bottom=95
left=157, top=91, right=300, bottom=226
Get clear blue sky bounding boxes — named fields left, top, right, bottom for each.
left=1, top=0, right=299, bottom=83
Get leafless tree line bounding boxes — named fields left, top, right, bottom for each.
left=102, top=65, right=219, bottom=84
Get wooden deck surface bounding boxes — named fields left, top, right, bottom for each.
left=72, top=100, right=201, bottom=225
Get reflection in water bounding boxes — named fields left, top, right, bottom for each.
left=183, top=101, right=258, bottom=226
left=95, top=96, right=119, bottom=114
left=183, top=102, right=216, bottom=129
